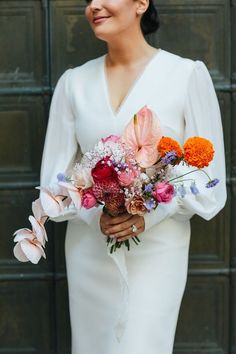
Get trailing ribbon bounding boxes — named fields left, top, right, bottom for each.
left=107, top=245, right=129, bottom=342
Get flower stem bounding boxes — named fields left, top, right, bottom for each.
left=167, top=168, right=211, bottom=183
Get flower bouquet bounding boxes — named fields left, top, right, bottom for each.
left=13, top=106, right=219, bottom=263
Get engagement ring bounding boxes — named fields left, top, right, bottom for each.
left=131, top=224, right=138, bottom=233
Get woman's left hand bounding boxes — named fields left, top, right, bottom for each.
left=105, top=213, right=145, bottom=242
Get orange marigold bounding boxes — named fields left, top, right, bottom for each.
left=183, top=137, right=214, bottom=168
left=157, top=136, right=183, bottom=158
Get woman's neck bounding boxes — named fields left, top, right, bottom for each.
left=106, top=31, right=157, bottom=67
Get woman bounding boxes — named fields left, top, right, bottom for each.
left=40, top=0, right=227, bottom=353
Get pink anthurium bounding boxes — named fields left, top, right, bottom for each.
left=13, top=229, right=46, bottom=264
left=122, top=105, right=162, bottom=168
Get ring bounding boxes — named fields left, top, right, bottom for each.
left=131, top=224, right=138, bottom=233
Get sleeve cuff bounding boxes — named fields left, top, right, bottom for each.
left=50, top=205, right=103, bottom=232
left=143, top=198, right=179, bottom=231
left=77, top=205, right=103, bottom=231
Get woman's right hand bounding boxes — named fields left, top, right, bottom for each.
left=100, top=212, right=133, bottom=237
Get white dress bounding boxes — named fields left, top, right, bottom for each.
left=40, top=49, right=226, bottom=354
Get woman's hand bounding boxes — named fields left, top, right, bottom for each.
left=100, top=212, right=145, bottom=242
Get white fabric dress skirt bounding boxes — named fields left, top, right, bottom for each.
left=40, top=49, right=226, bottom=354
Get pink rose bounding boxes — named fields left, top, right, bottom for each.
left=101, top=135, right=120, bottom=143
left=82, top=189, right=97, bottom=209
left=118, top=168, right=137, bottom=186
left=152, top=182, right=174, bottom=203
left=125, top=196, right=147, bottom=216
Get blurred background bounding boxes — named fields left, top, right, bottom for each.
left=0, top=0, right=235, bottom=353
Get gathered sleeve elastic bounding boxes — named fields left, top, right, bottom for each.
left=40, top=70, right=103, bottom=229
left=144, top=60, right=227, bottom=231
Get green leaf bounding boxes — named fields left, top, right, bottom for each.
left=132, top=237, right=139, bottom=245
left=125, top=240, right=130, bottom=251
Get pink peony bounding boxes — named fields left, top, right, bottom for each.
left=102, top=135, right=120, bottom=143
left=82, top=189, right=97, bottom=209
left=152, top=182, right=174, bottom=203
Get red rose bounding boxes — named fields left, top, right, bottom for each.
left=91, top=158, right=117, bottom=182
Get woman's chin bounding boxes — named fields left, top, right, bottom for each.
left=92, top=30, right=112, bottom=42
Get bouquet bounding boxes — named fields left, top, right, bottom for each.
left=13, top=106, right=219, bottom=263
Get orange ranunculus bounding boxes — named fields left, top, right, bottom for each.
left=157, top=137, right=183, bottom=158
left=183, top=137, right=214, bottom=168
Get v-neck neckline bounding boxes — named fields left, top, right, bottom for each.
left=102, top=48, right=163, bottom=117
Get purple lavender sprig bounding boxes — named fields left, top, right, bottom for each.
left=206, top=179, right=220, bottom=188
left=161, top=151, right=177, bottom=165
left=190, top=182, right=199, bottom=195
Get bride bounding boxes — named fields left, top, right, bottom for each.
left=40, top=0, right=226, bottom=353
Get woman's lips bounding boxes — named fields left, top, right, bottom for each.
left=93, top=16, right=111, bottom=24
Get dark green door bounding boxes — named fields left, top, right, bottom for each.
left=0, top=1, right=234, bottom=353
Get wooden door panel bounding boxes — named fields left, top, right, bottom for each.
left=174, top=276, right=229, bottom=354
left=190, top=207, right=229, bottom=270
left=0, top=0, right=232, bottom=353
left=231, top=83, right=236, bottom=354
left=0, top=189, right=54, bottom=276
left=232, top=0, right=236, bottom=87
left=55, top=279, right=71, bottom=354
left=0, top=1, right=46, bottom=89
left=150, top=0, right=230, bottom=86
left=231, top=276, right=236, bottom=354
left=232, top=94, right=236, bottom=265
left=50, top=0, right=106, bottom=85
left=217, top=93, right=231, bottom=179
left=0, top=280, right=55, bottom=354
left=0, top=96, right=46, bottom=185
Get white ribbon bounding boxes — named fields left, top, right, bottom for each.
left=107, top=245, right=129, bottom=342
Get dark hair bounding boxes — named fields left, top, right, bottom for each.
left=141, top=1, right=160, bottom=35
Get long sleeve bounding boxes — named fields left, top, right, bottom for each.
left=144, top=60, right=227, bottom=231
left=40, top=69, right=103, bottom=229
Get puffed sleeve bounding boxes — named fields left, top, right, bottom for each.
left=40, top=69, right=103, bottom=229
left=144, top=60, right=227, bottom=231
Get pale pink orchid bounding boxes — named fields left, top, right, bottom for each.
left=58, top=181, right=82, bottom=209
left=122, top=106, right=162, bottom=168
left=32, top=198, right=47, bottom=224
left=37, top=186, right=70, bottom=218
left=28, top=215, right=47, bottom=246
left=32, top=199, right=48, bottom=244
left=13, top=228, right=46, bottom=264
